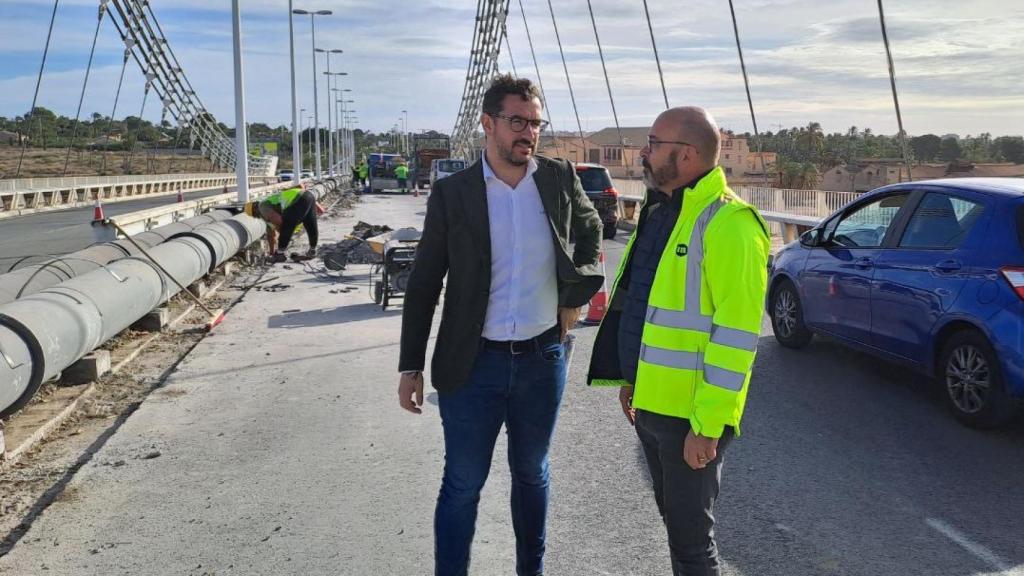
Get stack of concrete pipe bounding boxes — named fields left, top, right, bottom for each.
left=0, top=177, right=344, bottom=417
left=0, top=212, right=266, bottom=417
left=0, top=210, right=234, bottom=306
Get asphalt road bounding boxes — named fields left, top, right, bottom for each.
left=0, top=194, right=1021, bottom=575
left=0, top=186, right=238, bottom=271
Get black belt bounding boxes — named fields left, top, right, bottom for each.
left=481, top=325, right=560, bottom=355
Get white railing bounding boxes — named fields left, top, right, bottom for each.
left=0, top=173, right=280, bottom=219
left=612, top=178, right=863, bottom=238
left=0, top=172, right=231, bottom=193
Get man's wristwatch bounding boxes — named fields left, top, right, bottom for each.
left=401, top=370, right=422, bottom=377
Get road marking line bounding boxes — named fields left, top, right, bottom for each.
left=926, top=517, right=1020, bottom=574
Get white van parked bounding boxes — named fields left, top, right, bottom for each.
left=429, top=158, right=467, bottom=188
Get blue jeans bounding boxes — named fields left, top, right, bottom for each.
left=435, top=339, right=567, bottom=576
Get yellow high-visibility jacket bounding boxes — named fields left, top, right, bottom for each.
left=587, top=167, right=769, bottom=437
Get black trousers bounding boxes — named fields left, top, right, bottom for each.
left=278, top=191, right=318, bottom=252
left=635, top=409, right=734, bottom=576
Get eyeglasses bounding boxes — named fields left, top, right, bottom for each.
left=647, top=136, right=694, bottom=150
left=489, top=113, right=550, bottom=133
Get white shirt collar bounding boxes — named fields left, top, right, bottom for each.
left=482, top=150, right=538, bottom=184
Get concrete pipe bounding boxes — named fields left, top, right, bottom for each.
left=109, top=210, right=232, bottom=257
left=0, top=257, right=164, bottom=417
left=141, top=236, right=214, bottom=304
left=0, top=243, right=132, bottom=306
left=222, top=214, right=267, bottom=248
left=169, top=223, right=240, bottom=273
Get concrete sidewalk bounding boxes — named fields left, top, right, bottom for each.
left=0, top=194, right=670, bottom=576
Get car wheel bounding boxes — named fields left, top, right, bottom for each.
left=603, top=224, right=617, bottom=240
left=770, top=280, right=812, bottom=348
left=939, top=331, right=1017, bottom=428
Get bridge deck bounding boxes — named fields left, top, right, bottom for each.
left=0, top=194, right=1021, bottom=575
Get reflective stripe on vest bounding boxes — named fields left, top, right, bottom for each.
left=642, top=200, right=722, bottom=336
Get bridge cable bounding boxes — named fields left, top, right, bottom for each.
left=502, top=23, right=518, bottom=77
left=586, top=0, right=625, bottom=168
left=642, top=0, right=669, bottom=109
left=15, top=0, right=61, bottom=179
left=100, top=47, right=131, bottom=174
left=517, top=0, right=564, bottom=158
left=124, top=82, right=151, bottom=173
left=546, top=0, right=587, bottom=158
left=727, top=0, right=770, bottom=188
left=876, top=0, right=913, bottom=181
left=63, top=3, right=109, bottom=176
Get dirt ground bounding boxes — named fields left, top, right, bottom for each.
left=0, top=147, right=219, bottom=179
left=0, top=278, right=250, bottom=551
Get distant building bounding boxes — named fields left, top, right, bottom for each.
left=583, top=127, right=648, bottom=178
left=719, top=134, right=777, bottom=186
left=536, top=135, right=601, bottom=165
left=820, top=159, right=1024, bottom=192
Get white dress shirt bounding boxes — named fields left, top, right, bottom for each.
left=481, top=152, right=559, bottom=341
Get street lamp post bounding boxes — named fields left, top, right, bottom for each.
left=322, top=70, right=346, bottom=175
left=231, top=0, right=249, bottom=202
left=316, top=50, right=343, bottom=176
left=402, top=109, right=409, bottom=156
left=307, top=114, right=314, bottom=171
left=298, top=107, right=306, bottom=169
left=287, top=1, right=302, bottom=184
left=343, top=101, right=355, bottom=172
left=293, top=8, right=332, bottom=179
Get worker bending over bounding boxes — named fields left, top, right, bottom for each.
left=245, top=182, right=324, bottom=263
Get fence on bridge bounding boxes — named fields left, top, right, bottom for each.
left=0, top=172, right=278, bottom=219
left=612, top=178, right=861, bottom=237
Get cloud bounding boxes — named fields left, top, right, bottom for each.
left=0, top=0, right=1021, bottom=138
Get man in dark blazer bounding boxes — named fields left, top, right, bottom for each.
left=398, top=74, right=603, bottom=576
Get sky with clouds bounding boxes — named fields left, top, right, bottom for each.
left=1, top=0, right=1021, bottom=138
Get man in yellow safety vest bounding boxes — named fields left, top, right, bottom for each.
left=244, top=182, right=325, bottom=264
left=394, top=162, right=410, bottom=193
left=587, top=107, right=769, bottom=575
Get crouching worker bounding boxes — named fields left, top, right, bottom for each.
left=244, top=182, right=325, bottom=263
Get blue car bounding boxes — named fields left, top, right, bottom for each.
left=768, top=178, right=1024, bottom=428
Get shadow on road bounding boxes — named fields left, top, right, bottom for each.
left=267, top=302, right=402, bottom=329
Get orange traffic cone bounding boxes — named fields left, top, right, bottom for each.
left=581, top=252, right=609, bottom=325
left=92, top=195, right=105, bottom=222
left=176, top=187, right=184, bottom=203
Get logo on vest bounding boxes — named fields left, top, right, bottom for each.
left=676, top=244, right=688, bottom=257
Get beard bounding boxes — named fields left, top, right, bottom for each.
left=498, top=137, right=536, bottom=167
left=642, top=150, right=680, bottom=190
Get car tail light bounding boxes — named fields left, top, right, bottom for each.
left=576, top=166, right=589, bottom=171
left=1001, top=267, right=1024, bottom=300
left=604, top=187, right=619, bottom=198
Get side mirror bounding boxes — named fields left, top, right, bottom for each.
left=799, top=229, right=821, bottom=248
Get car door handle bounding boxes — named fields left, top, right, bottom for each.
left=854, top=257, right=873, bottom=270
left=933, top=260, right=962, bottom=273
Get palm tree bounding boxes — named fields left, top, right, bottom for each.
left=796, top=121, right=825, bottom=158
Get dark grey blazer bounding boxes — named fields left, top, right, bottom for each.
left=399, top=154, right=604, bottom=393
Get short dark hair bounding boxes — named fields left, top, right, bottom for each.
left=482, top=74, right=543, bottom=116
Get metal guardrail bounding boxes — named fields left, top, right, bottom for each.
left=98, top=180, right=292, bottom=240
left=0, top=172, right=276, bottom=220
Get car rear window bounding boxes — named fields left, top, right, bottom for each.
left=576, top=168, right=612, bottom=192
left=438, top=160, right=465, bottom=173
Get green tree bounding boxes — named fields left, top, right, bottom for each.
left=940, top=138, right=962, bottom=161
left=994, top=136, right=1024, bottom=163
left=910, top=134, right=941, bottom=162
